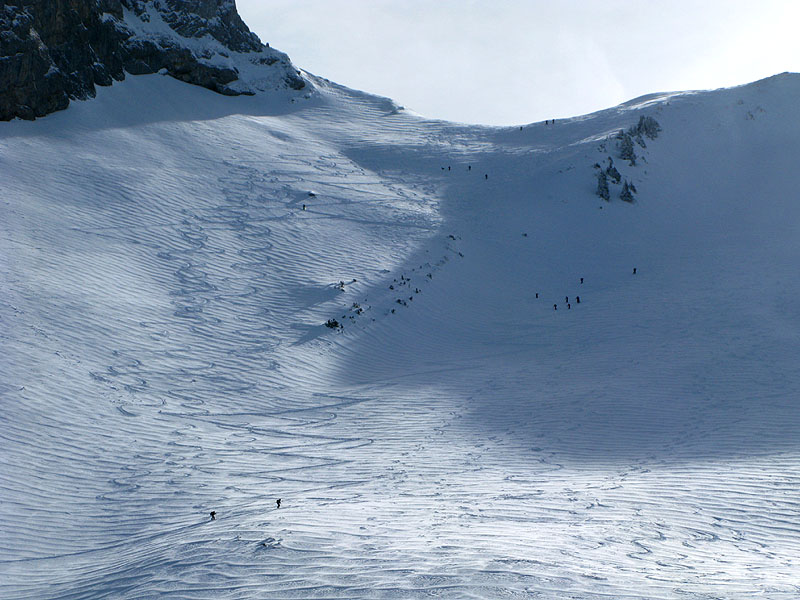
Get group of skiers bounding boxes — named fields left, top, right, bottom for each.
left=553, top=294, right=581, bottom=311
left=553, top=296, right=581, bottom=310
left=547, top=269, right=636, bottom=311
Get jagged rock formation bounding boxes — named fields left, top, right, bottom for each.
left=155, top=0, right=260, bottom=52
left=593, top=115, right=661, bottom=202
left=0, top=0, right=306, bottom=121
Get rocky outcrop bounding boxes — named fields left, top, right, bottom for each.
left=0, top=0, right=306, bottom=121
left=156, top=0, right=261, bottom=53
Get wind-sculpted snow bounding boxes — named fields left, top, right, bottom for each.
left=2, top=73, right=800, bottom=598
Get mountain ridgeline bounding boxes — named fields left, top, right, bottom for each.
left=0, top=0, right=305, bottom=121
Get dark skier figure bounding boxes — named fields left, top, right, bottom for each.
left=276, top=499, right=281, bottom=509
left=553, top=304, right=557, bottom=311
left=568, top=303, right=571, bottom=309
left=302, top=204, right=306, bottom=210
left=565, top=296, right=569, bottom=303
left=468, top=165, right=471, bottom=171
left=209, top=511, right=216, bottom=520
left=485, top=174, right=488, bottom=180
left=580, top=277, right=584, bottom=284
left=535, top=292, right=539, bottom=299
left=576, top=296, right=580, bottom=304
left=633, top=267, right=637, bottom=274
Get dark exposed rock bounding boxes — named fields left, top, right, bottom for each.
left=629, top=115, right=661, bottom=140
left=616, top=129, right=636, bottom=165
left=158, top=0, right=261, bottom=53
left=596, top=170, right=610, bottom=201
left=0, top=0, right=306, bottom=121
left=620, top=179, right=635, bottom=203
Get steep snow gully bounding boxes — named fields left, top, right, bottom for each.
left=2, top=71, right=800, bottom=598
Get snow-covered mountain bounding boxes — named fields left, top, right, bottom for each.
left=0, top=0, right=305, bottom=121
left=2, top=7, right=800, bottom=599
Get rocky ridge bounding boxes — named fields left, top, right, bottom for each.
left=0, top=0, right=306, bottom=121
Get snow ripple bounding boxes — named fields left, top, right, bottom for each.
left=2, top=74, right=800, bottom=598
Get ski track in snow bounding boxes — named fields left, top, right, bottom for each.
left=2, top=73, right=800, bottom=598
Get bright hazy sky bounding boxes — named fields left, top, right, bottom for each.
left=237, top=1, right=799, bottom=126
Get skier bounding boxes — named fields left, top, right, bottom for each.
left=565, top=296, right=569, bottom=303
left=535, top=292, right=539, bottom=299
left=276, top=499, right=281, bottom=509
left=553, top=304, right=557, bottom=311
left=485, top=174, right=488, bottom=180
left=302, top=204, right=306, bottom=210
left=580, top=277, right=584, bottom=284
left=576, top=296, right=580, bottom=304
left=209, top=511, right=216, bottom=520
left=468, top=165, right=471, bottom=171
left=568, top=303, right=571, bottom=309
left=633, top=267, right=637, bottom=274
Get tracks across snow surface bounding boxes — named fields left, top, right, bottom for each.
left=2, top=74, right=800, bottom=598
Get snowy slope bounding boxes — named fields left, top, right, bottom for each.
left=2, top=71, right=800, bottom=599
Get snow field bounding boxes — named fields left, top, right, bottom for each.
left=2, top=72, right=800, bottom=598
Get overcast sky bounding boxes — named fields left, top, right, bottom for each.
left=237, top=1, right=799, bottom=126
